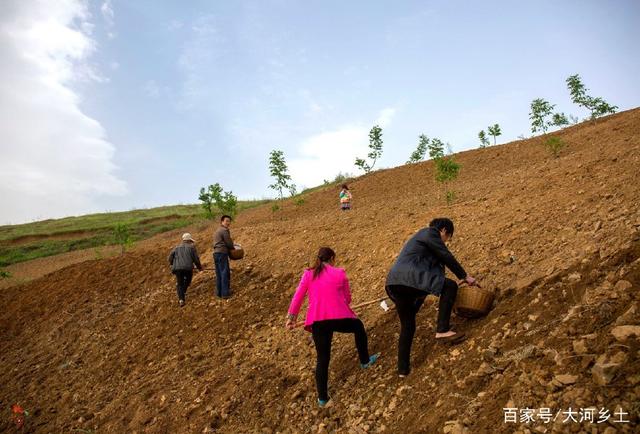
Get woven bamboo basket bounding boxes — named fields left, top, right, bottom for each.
left=453, top=285, right=494, bottom=318
left=229, top=244, right=244, bottom=260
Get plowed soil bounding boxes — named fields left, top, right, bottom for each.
left=1, top=109, right=639, bottom=433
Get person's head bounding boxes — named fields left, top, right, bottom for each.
left=429, top=217, right=455, bottom=242
left=311, top=247, right=336, bottom=279
left=341, top=184, right=349, bottom=191
left=181, top=233, right=195, bottom=244
left=220, top=215, right=232, bottom=228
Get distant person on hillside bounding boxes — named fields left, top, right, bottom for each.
left=285, top=247, right=380, bottom=407
left=385, top=218, right=477, bottom=377
left=213, top=215, right=234, bottom=299
left=339, top=184, right=352, bottom=211
left=168, top=233, right=203, bottom=307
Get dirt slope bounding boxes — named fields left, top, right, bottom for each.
left=1, top=109, right=639, bottom=433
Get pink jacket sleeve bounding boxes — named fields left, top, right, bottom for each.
left=340, top=270, right=352, bottom=305
left=288, top=270, right=310, bottom=316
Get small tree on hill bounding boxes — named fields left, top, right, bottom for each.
left=478, top=130, right=489, bottom=148
left=269, top=149, right=293, bottom=200
left=0, top=269, right=11, bottom=279
left=530, top=99, right=569, bottom=135
left=530, top=98, right=555, bottom=135
left=551, top=113, right=569, bottom=128
left=355, top=125, right=383, bottom=173
left=566, top=74, right=617, bottom=120
left=429, top=138, right=461, bottom=205
left=199, top=183, right=238, bottom=218
left=407, top=134, right=429, bottom=164
left=487, top=124, right=502, bottom=145
left=113, top=223, right=133, bottom=255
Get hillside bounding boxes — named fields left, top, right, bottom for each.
left=1, top=109, right=639, bottom=433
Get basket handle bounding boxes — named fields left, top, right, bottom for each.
left=459, top=280, right=483, bottom=289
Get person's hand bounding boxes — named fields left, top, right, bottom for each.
left=465, top=275, right=478, bottom=286
left=285, top=314, right=297, bottom=330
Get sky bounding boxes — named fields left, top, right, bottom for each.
left=1, top=0, right=639, bottom=224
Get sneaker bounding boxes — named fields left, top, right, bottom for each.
left=318, top=398, right=329, bottom=407
left=360, top=353, right=380, bottom=369
left=179, top=299, right=185, bottom=307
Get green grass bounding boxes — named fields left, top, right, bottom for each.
left=0, top=201, right=270, bottom=267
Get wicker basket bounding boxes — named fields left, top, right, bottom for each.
left=229, top=244, right=244, bottom=260
left=453, top=285, right=494, bottom=318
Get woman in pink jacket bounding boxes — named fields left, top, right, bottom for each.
left=286, top=247, right=380, bottom=407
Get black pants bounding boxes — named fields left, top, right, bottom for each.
left=311, top=318, right=370, bottom=401
left=174, top=270, right=193, bottom=301
left=386, top=279, right=458, bottom=375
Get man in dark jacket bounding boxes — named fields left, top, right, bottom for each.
left=168, top=233, right=203, bottom=307
left=213, top=215, right=234, bottom=298
left=386, top=218, right=477, bottom=376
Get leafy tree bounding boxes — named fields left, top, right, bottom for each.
left=428, top=138, right=445, bottom=160
left=529, top=98, right=556, bottom=135
left=113, top=223, right=133, bottom=255
left=199, top=183, right=237, bottom=218
left=355, top=125, right=383, bottom=173
left=566, top=74, right=617, bottom=120
left=428, top=138, right=461, bottom=204
left=407, top=134, right=429, bottom=163
left=478, top=130, right=490, bottom=148
left=198, top=186, right=215, bottom=218
left=487, top=124, right=502, bottom=145
left=551, top=113, right=569, bottom=128
left=268, top=150, right=293, bottom=200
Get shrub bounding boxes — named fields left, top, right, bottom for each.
left=544, top=136, right=566, bottom=158
left=0, top=269, right=11, bottom=279
left=429, top=138, right=461, bottom=204
left=113, top=223, right=133, bottom=255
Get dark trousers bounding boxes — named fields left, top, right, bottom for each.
left=213, top=253, right=231, bottom=297
left=311, top=318, right=370, bottom=401
left=174, top=270, right=193, bottom=301
left=386, top=279, right=458, bottom=375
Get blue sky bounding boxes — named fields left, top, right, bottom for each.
left=1, top=0, right=639, bottom=224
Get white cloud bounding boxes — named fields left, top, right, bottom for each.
left=100, top=0, right=115, bottom=39
left=0, top=0, right=127, bottom=224
left=289, top=108, right=397, bottom=189
left=376, top=107, right=397, bottom=128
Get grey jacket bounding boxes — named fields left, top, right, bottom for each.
left=213, top=226, right=234, bottom=254
left=168, top=242, right=202, bottom=272
left=386, top=227, right=467, bottom=296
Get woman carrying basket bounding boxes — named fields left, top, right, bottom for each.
left=285, top=247, right=380, bottom=407
left=385, top=218, right=477, bottom=377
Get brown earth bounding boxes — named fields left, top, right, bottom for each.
left=1, top=109, right=640, bottom=433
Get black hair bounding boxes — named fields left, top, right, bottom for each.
left=341, top=184, right=349, bottom=190
left=429, top=217, right=454, bottom=236
left=220, top=215, right=232, bottom=222
left=310, top=247, right=336, bottom=279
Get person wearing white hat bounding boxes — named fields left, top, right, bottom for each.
left=168, top=233, right=203, bottom=306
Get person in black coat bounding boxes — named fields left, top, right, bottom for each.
left=385, top=218, right=477, bottom=376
